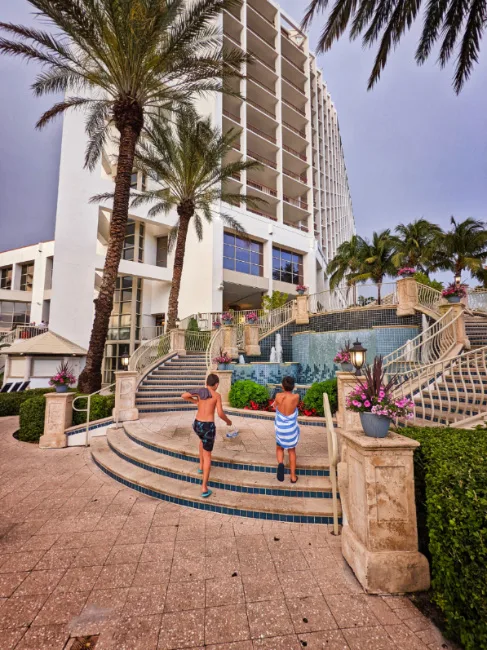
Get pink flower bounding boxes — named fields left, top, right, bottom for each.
left=364, top=400, right=371, bottom=408
left=352, top=400, right=361, bottom=407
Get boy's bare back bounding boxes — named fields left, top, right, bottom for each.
left=195, top=392, right=219, bottom=422
left=275, top=391, right=300, bottom=416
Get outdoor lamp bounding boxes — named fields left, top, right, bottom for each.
left=454, top=271, right=461, bottom=286
left=350, top=339, right=367, bottom=376
left=121, top=356, right=129, bottom=370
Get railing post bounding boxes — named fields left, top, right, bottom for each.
left=336, top=372, right=361, bottom=430
left=113, top=371, right=139, bottom=423
left=396, top=278, right=418, bottom=316
left=439, top=302, right=469, bottom=349
left=169, top=329, right=186, bottom=356
left=338, top=428, right=430, bottom=594
left=222, top=326, right=238, bottom=359
left=244, top=324, right=261, bottom=356
left=295, top=295, right=309, bottom=325
left=39, top=392, right=75, bottom=449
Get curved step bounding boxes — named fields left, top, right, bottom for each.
left=92, top=437, right=339, bottom=524
left=107, top=427, right=333, bottom=498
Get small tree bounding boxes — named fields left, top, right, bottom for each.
left=261, top=291, right=289, bottom=311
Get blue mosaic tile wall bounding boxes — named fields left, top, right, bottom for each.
left=232, top=362, right=299, bottom=386
left=375, top=327, right=420, bottom=357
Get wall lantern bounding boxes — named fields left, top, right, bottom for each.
left=350, top=339, right=367, bottom=376
left=121, top=356, right=129, bottom=370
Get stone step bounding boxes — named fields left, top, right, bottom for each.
left=136, top=398, right=189, bottom=405
left=138, top=404, right=198, bottom=413
left=91, top=438, right=339, bottom=524
left=142, top=379, right=204, bottom=385
left=107, top=428, right=333, bottom=497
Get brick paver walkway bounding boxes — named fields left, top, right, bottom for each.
left=0, top=416, right=456, bottom=650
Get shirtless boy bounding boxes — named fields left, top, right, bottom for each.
left=274, top=376, right=300, bottom=483
left=181, top=374, right=232, bottom=498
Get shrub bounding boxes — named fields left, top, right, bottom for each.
left=414, top=271, right=443, bottom=292
left=187, top=317, right=200, bottom=331
left=72, top=394, right=115, bottom=426
left=302, top=380, right=337, bottom=416
left=402, top=426, right=487, bottom=649
left=228, top=380, right=269, bottom=409
left=0, top=388, right=54, bottom=417
left=18, top=396, right=46, bottom=442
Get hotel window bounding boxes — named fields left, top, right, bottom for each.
left=0, top=301, right=30, bottom=328
left=20, top=263, right=34, bottom=291
left=122, top=219, right=145, bottom=262
left=272, top=247, right=303, bottom=284
left=223, top=233, right=263, bottom=276
left=0, top=266, right=12, bottom=290
left=156, top=236, right=168, bottom=268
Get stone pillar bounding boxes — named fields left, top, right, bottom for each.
left=338, top=428, right=430, bottom=594
left=113, top=371, right=139, bottom=423
left=295, top=295, right=309, bottom=325
left=244, top=324, right=260, bottom=356
left=222, top=326, right=238, bottom=359
left=39, top=392, right=75, bottom=449
left=215, top=369, right=233, bottom=406
left=169, top=329, right=186, bottom=356
left=396, top=278, right=418, bottom=316
left=336, top=371, right=361, bottom=430
left=439, top=302, right=470, bottom=349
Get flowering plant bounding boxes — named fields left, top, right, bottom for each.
left=212, top=319, right=222, bottom=328
left=334, top=341, right=351, bottom=364
left=245, top=312, right=258, bottom=323
left=442, top=282, right=468, bottom=298
left=213, top=352, right=232, bottom=365
left=345, top=356, right=413, bottom=419
left=398, top=267, right=416, bottom=276
left=221, top=311, right=234, bottom=324
left=49, top=361, right=76, bottom=387
left=245, top=398, right=317, bottom=417
left=296, top=284, right=308, bottom=292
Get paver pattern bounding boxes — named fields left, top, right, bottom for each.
left=0, top=416, right=456, bottom=649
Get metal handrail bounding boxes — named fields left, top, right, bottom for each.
left=0, top=325, right=47, bottom=347
left=282, top=98, right=306, bottom=117
left=467, top=289, right=487, bottom=313
left=246, top=98, right=276, bottom=119
left=283, top=194, right=308, bottom=210
left=247, top=122, right=277, bottom=144
left=247, top=178, right=278, bottom=197
left=206, top=328, right=224, bottom=371
left=417, top=283, right=443, bottom=315
left=72, top=383, right=115, bottom=447
left=247, top=149, right=277, bottom=169
left=283, top=143, right=307, bottom=161
left=323, top=392, right=339, bottom=535
left=282, top=120, right=306, bottom=139
left=128, top=332, right=170, bottom=373
left=185, top=331, right=212, bottom=354
left=248, top=73, right=276, bottom=96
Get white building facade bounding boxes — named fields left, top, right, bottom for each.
left=0, top=0, right=355, bottom=383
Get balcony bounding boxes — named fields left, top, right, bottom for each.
left=247, top=0, right=277, bottom=26
left=284, top=220, right=309, bottom=233
left=223, top=10, right=243, bottom=44
left=223, top=108, right=241, bottom=125
left=248, top=71, right=276, bottom=97
left=246, top=96, right=276, bottom=120
left=248, top=207, right=278, bottom=222
left=282, top=96, right=306, bottom=118
left=283, top=143, right=307, bottom=162
left=247, top=149, right=277, bottom=170
left=282, top=120, right=306, bottom=140
left=247, top=121, right=277, bottom=146
left=247, top=5, right=276, bottom=48
left=246, top=177, right=278, bottom=204
left=283, top=194, right=309, bottom=212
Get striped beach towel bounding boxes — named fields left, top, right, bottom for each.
left=275, top=408, right=300, bottom=449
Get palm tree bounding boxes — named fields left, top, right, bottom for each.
left=302, top=0, right=484, bottom=93
left=0, top=0, right=247, bottom=393
left=352, top=230, right=397, bottom=304
left=126, top=108, right=264, bottom=331
left=326, top=234, right=367, bottom=304
left=432, top=216, right=487, bottom=284
left=392, top=219, right=443, bottom=273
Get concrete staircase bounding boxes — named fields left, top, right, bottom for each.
left=91, top=421, right=339, bottom=524
left=136, top=353, right=207, bottom=414
left=465, top=314, right=487, bottom=348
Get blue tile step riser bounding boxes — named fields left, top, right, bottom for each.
left=107, top=440, right=334, bottom=499
left=125, top=430, right=330, bottom=477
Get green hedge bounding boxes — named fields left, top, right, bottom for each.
left=303, top=379, right=337, bottom=416
left=0, top=388, right=54, bottom=417
left=72, top=394, right=115, bottom=426
left=402, top=426, right=487, bottom=649
left=228, top=380, right=269, bottom=409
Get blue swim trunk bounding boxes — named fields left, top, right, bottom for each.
left=193, top=420, right=216, bottom=452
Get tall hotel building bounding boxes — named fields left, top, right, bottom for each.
left=0, top=0, right=355, bottom=382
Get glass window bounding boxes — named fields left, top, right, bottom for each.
left=0, top=266, right=12, bottom=290
left=156, top=236, right=168, bottom=268
left=223, top=233, right=263, bottom=277
left=20, top=263, right=34, bottom=291
left=272, top=247, right=303, bottom=285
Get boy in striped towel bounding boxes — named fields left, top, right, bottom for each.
left=274, top=376, right=300, bottom=483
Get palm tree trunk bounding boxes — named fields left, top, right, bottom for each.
left=377, top=280, right=382, bottom=306
left=166, top=202, right=193, bottom=331
left=78, top=112, right=141, bottom=394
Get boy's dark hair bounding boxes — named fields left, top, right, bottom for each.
left=207, top=373, right=220, bottom=387
left=282, top=376, right=295, bottom=392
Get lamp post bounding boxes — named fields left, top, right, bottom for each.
left=454, top=271, right=461, bottom=286
left=121, top=356, right=129, bottom=371
left=350, top=339, right=367, bottom=376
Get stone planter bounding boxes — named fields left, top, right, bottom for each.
left=446, top=295, right=461, bottom=303
left=340, top=363, right=354, bottom=372
left=360, top=412, right=391, bottom=438
left=55, top=385, right=68, bottom=393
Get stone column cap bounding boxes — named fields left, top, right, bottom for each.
left=45, top=392, right=75, bottom=401
left=114, top=370, right=138, bottom=378
left=340, top=427, right=420, bottom=450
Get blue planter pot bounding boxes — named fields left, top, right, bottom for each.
left=297, top=290, right=305, bottom=296
left=360, top=412, right=391, bottom=438
left=446, top=296, right=461, bottom=303
left=222, top=321, right=233, bottom=326
left=340, top=363, right=354, bottom=372
left=55, top=385, right=68, bottom=393
left=218, top=363, right=231, bottom=371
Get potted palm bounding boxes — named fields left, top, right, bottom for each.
left=346, top=356, right=413, bottom=437
left=213, top=352, right=233, bottom=371
left=442, top=282, right=468, bottom=304
left=49, top=362, right=76, bottom=393
left=334, top=343, right=354, bottom=372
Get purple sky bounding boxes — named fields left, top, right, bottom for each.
left=1, top=0, right=486, bottom=256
